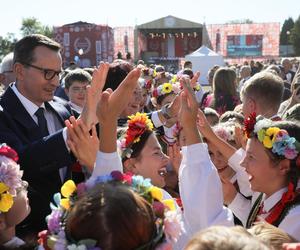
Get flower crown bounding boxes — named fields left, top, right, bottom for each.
left=152, top=83, right=180, bottom=98
left=0, top=144, right=23, bottom=213
left=213, top=122, right=236, bottom=142
left=139, top=78, right=153, bottom=91
left=38, top=171, right=182, bottom=250
left=120, top=112, right=154, bottom=159
left=244, top=113, right=300, bottom=160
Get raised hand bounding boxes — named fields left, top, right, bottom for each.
left=65, top=116, right=99, bottom=172
left=190, top=71, right=200, bottom=87
left=196, top=108, right=214, bottom=138
left=179, top=76, right=201, bottom=145
left=80, top=62, right=110, bottom=128
left=96, top=67, right=141, bottom=124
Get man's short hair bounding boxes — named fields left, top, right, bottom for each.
left=64, top=69, right=92, bottom=89
left=0, top=52, right=14, bottom=73
left=240, top=71, right=284, bottom=112
left=13, top=34, right=61, bottom=65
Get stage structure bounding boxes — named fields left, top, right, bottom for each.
left=134, top=15, right=202, bottom=72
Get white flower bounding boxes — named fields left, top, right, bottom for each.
left=163, top=210, right=183, bottom=243
left=254, top=118, right=272, bottom=133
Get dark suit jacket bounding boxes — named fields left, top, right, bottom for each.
left=0, top=87, right=76, bottom=235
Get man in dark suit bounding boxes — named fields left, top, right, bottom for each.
left=0, top=34, right=93, bottom=237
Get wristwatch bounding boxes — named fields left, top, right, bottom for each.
left=161, top=104, right=172, bottom=120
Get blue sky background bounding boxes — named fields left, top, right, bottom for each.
left=1, top=0, right=299, bottom=37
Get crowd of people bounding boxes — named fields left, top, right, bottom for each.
left=0, top=33, right=300, bottom=250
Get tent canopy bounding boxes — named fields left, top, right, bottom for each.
left=185, top=46, right=224, bottom=85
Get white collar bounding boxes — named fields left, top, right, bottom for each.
left=262, top=187, right=287, bottom=212
left=11, top=83, right=45, bottom=117
left=69, top=101, right=83, bottom=113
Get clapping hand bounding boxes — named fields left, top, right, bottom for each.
left=66, top=116, right=99, bottom=172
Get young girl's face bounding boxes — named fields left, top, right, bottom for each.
left=5, top=181, right=30, bottom=227
left=241, top=138, right=283, bottom=196
left=133, top=134, right=169, bottom=188
left=207, top=142, right=234, bottom=180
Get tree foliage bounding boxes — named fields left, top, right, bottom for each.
left=20, top=17, right=53, bottom=38
left=0, top=33, right=17, bottom=60
left=290, top=16, right=300, bottom=56
left=280, top=17, right=294, bottom=45
left=0, top=17, right=54, bottom=59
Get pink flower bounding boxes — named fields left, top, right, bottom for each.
left=284, top=148, right=298, bottom=160
left=0, top=156, right=23, bottom=193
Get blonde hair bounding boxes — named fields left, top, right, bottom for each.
left=185, top=226, right=269, bottom=250
left=248, top=222, right=295, bottom=250
left=240, top=71, right=284, bottom=113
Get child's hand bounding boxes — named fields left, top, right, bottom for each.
left=196, top=108, right=214, bottom=138
left=96, top=68, right=141, bottom=124
left=234, top=126, right=247, bottom=149
left=66, top=117, right=99, bottom=172
left=81, top=62, right=110, bottom=128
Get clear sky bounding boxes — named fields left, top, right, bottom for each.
left=1, top=0, right=299, bottom=38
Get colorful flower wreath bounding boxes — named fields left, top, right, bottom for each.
left=243, top=113, right=300, bottom=160
left=38, top=171, right=183, bottom=250
left=120, top=112, right=154, bottom=159
left=152, top=83, right=180, bottom=98
left=0, top=144, right=23, bottom=213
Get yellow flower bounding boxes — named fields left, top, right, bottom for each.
left=162, top=83, right=173, bottom=94
left=263, top=136, right=273, bottom=148
left=163, top=199, right=176, bottom=211
left=61, top=180, right=76, bottom=198
left=60, top=198, right=70, bottom=210
left=0, top=183, right=13, bottom=212
left=266, top=127, right=281, bottom=143
left=149, top=186, right=163, bottom=201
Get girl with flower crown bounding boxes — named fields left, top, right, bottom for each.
left=198, top=112, right=300, bottom=240
left=0, top=144, right=31, bottom=248
left=65, top=73, right=233, bottom=249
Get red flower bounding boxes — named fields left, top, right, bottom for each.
left=243, top=112, right=256, bottom=138
left=152, top=89, right=158, bottom=98
left=0, top=144, right=19, bottom=162
left=38, top=230, right=50, bottom=250
left=146, top=80, right=152, bottom=90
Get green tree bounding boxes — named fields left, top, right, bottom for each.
left=20, top=17, right=53, bottom=38
left=280, top=17, right=294, bottom=45
left=290, top=16, right=300, bottom=56
left=0, top=33, right=17, bottom=60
